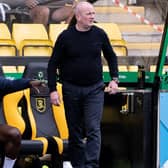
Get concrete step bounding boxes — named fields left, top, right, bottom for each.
left=94, top=6, right=145, bottom=23
left=126, top=42, right=160, bottom=49
left=94, top=0, right=127, bottom=6
left=94, top=0, right=139, bottom=6
left=118, top=24, right=164, bottom=32
left=126, top=42, right=161, bottom=56
left=94, top=6, right=144, bottom=13
left=118, top=24, right=164, bottom=42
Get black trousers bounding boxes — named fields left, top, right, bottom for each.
left=62, top=81, right=104, bottom=168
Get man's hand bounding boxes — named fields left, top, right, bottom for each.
left=50, top=91, right=61, bottom=106
left=29, top=80, right=46, bottom=87
left=105, top=80, right=118, bottom=94
left=25, top=0, right=39, bottom=9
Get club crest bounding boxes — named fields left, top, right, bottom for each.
left=36, top=98, right=46, bottom=113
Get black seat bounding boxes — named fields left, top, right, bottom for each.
left=22, top=62, right=69, bottom=166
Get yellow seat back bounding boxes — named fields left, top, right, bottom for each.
left=3, top=90, right=25, bottom=134
left=150, top=65, right=156, bottom=72
left=0, top=23, right=17, bottom=72
left=0, top=23, right=17, bottom=56
left=95, top=23, right=128, bottom=56
left=12, top=23, right=48, bottom=48
left=20, top=40, right=53, bottom=56
left=12, top=23, right=53, bottom=56
left=0, top=23, right=12, bottom=39
left=118, top=65, right=128, bottom=72
left=95, top=23, right=122, bottom=40
left=49, top=24, right=68, bottom=46
left=128, top=65, right=138, bottom=72
left=0, top=43, right=16, bottom=56
left=52, top=83, right=69, bottom=140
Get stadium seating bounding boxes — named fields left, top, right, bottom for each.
left=128, top=65, right=138, bottom=72
left=0, top=23, right=17, bottom=56
left=49, top=24, right=68, bottom=46
left=150, top=65, right=156, bottom=72
left=118, top=65, right=128, bottom=72
left=103, top=65, right=128, bottom=72
left=0, top=23, right=17, bottom=73
left=12, top=23, right=53, bottom=56
left=95, top=23, right=128, bottom=56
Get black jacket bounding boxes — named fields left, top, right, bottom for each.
left=0, top=77, right=31, bottom=100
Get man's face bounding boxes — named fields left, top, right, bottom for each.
left=77, top=5, right=95, bottom=28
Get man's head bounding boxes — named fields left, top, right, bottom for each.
left=74, top=1, right=95, bottom=31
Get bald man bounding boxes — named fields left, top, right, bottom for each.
left=47, top=2, right=119, bottom=167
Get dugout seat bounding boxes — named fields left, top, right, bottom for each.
left=22, top=62, right=69, bottom=165
left=49, top=24, right=68, bottom=46
left=12, top=23, right=53, bottom=56
left=2, top=89, right=46, bottom=156
left=95, top=23, right=128, bottom=56
left=1, top=64, right=68, bottom=167
left=0, top=23, right=17, bottom=73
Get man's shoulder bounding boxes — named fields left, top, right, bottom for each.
left=91, top=25, right=106, bottom=37
left=57, top=25, right=74, bottom=41
left=92, top=25, right=105, bottom=33
left=61, top=25, right=75, bottom=35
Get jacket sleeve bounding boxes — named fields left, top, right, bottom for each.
left=47, top=32, right=64, bottom=93
left=0, top=77, right=31, bottom=95
left=102, top=31, right=119, bottom=79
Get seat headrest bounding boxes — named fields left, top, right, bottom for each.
left=22, top=62, right=48, bottom=80
left=23, top=62, right=49, bottom=96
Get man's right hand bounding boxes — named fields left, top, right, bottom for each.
left=50, top=91, right=61, bottom=106
left=25, top=0, right=39, bottom=8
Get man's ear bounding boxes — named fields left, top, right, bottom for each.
left=75, top=14, right=79, bottom=21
